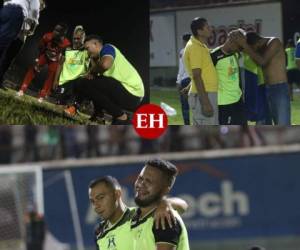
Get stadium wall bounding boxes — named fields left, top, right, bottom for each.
left=39, top=145, right=300, bottom=250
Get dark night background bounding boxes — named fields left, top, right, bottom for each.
left=2, top=0, right=150, bottom=103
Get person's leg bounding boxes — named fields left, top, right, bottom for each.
left=207, top=92, right=219, bottom=125
left=179, top=79, right=190, bottom=125
left=0, top=5, right=24, bottom=86
left=230, top=98, right=247, bottom=125
left=188, top=92, right=218, bottom=125
left=39, top=61, right=59, bottom=98
left=0, top=38, right=24, bottom=83
left=265, top=83, right=291, bottom=125
left=218, top=104, right=231, bottom=125
left=76, top=76, right=142, bottom=118
left=287, top=70, right=294, bottom=101
left=19, top=54, right=47, bottom=93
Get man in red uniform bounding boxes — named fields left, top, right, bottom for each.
left=17, top=23, right=71, bottom=102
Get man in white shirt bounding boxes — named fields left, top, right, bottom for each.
left=0, top=0, right=44, bottom=88
left=176, top=33, right=191, bottom=125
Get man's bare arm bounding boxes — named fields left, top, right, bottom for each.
left=243, top=39, right=280, bottom=66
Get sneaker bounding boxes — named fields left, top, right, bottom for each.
left=64, top=105, right=77, bottom=116
left=38, top=97, right=44, bottom=103
left=16, top=90, right=24, bottom=97
left=111, top=117, right=131, bottom=125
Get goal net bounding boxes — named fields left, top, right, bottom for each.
left=0, top=166, right=44, bottom=250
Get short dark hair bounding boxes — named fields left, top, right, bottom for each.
left=145, top=159, right=178, bottom=188
left=246, top=32, right=262, bottom=45
left=191, top=17, right=207, bottom=36
left=89, top=176, right=121, bottom=191
left=182, top=33, right=191, bottom=42
left=84, top=34, right=103, bottom=44
left=57, top=22, right=68, bottom=33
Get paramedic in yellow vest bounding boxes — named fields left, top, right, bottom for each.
left=183, top=17, right=218, bottom=125
left=75, top=34, right=144, bottom=125
left=53, top=25, right=89, bottom=111
left=285, top=39, right=299, bottom=101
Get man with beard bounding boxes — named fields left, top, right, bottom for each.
left=89, top=175, right=188, bottom=250
left=17, top=23, right=71, bottom=102
left=132, top=159, right=190, bottom=250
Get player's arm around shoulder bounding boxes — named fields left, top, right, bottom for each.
left=153, top=216, right=182, bottom=250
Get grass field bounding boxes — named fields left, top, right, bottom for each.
left=151, top=87, right=300, bottom=125
left=0, top=88, right=93, bottom=125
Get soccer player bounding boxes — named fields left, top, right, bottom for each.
left=17, top=23, right=71, bottom=102
left=210, top=29, right=246, bottom=125
left=132, top=159, right=190, bottom=250
left=177, top=33, right=191, bottom=125
left=296, top=37, right=300, bottom=70
left=71, top=35, right=144, bottom=124
left=0, top=0, right=43, bottom=88
left=231, top=31, right=291, bottom=125
left=89, top=176, right=188, bottom=250
left=52, top=25, right=89, bottom=111
left=183, top=17, right=218, bottom=125
left=285, top=39, right=299, bottom=101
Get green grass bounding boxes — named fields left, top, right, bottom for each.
left=0, top=88, right=93, bottom=124
left=151, top=87, right=300, bottom=125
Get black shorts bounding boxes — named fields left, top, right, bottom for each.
left=218, top=98, right=247, bottom=125
left=287, top=69, right=300, bottom=84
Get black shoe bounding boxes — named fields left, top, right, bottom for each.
left=0, top=83, right=7, bottom=90
left=111, top=118, right=131, bottom=125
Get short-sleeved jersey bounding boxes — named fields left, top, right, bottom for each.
left=100, top=44, right=144, bottom=98
left=210, top=47, right=242, bottom=105
left=285, top=47, right=297, bottom=70
left=39, top=32, right=71, bottom=62
left=131, top=208, right=190, bottom=250
left=183, top=36, right=218, bottom=94
left=95, top=207, right=136, bottom=250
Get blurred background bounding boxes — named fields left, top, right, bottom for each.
left=0, top=126, right=300, bottom=250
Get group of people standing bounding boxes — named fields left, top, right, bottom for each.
left=176, top=17, right=300, bottom=125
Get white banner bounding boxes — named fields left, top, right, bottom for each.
left=176, top=2, right=283, bottom=50
left=150, top=13, right=177, bottom=67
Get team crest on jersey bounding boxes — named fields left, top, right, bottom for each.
left=107, top=235, right=117, bottom=249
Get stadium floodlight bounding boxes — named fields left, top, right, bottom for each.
left=0, top=166, right=44, bottom=250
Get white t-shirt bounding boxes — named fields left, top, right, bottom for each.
left=176, top=48, right=190, bottom=84
left=4, top=0, right=40, bottom=25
